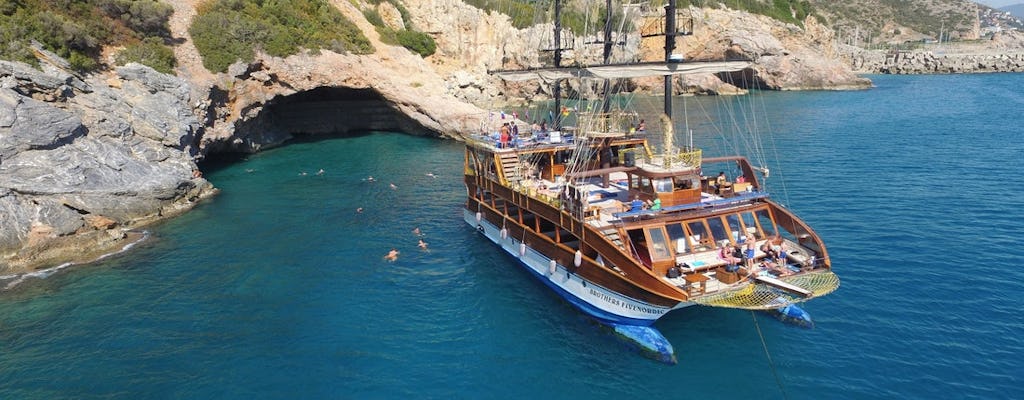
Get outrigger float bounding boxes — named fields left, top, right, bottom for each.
left=462, top=0, right=838, bottom=363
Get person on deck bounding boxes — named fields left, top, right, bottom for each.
left=637, top=119, right=646, bottom=132
left=720, top=244, right=742, bottom=272
left=629, top=195, right=644, bottom=212
left=744, top=238, right=757, bottom=269
left=499, top=123, right=511, bottom=148
left=715, top=171, right=728, bottom=187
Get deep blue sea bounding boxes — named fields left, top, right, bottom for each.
left=1, top=74, right=1023, bottom=399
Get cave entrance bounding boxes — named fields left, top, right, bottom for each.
left=242, top=86, right=427, bottom=138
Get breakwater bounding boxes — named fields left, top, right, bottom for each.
left=844, top=47, right=1024, bottom=74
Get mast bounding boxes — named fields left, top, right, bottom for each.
left=663, top=0, right=676, bottom=118
left=601, top=0, right=613, bottom=116
left=553, top=0, right=563, bottom=127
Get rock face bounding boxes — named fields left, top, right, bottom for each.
left=676, top=8, right=872, bottom=91
left=0, top=61, right=215, bottom=273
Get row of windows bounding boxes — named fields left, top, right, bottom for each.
left=637, top=208, right=778, bottom=262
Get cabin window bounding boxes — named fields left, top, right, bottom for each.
left=674, top=177, right=697, bottom=190
left=554, top=151, right=570, bottom=164
left=756, top=209, right=777, bottom=237
left=739, top=211, right=760, bottom=239
left=725, top=214, right=743, bottom=242
left=653, top=178, right=673, bottom=193
left=706, top=216, right=729, bottom=247
left=666, top=223, right=687, bottom=254
left=686, top=221, right=710, bottom=251
left=645, top=227, right=673, bottom=262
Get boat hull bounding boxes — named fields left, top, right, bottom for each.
left=463, top=209, right=691, bottom=326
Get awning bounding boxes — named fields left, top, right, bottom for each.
left=491, top=60, right=752, bottom=82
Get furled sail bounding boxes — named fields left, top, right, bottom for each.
left=491, top=60, right=752, bottom=82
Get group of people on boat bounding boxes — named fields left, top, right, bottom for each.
left=718, top=235, right=794, bottom=279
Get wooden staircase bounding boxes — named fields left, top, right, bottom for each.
left=601, top=228, right=625, bottom=250
left=498, top=152, right=522, bottom=184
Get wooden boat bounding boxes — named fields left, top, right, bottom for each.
left=461, top=1, right=838, bottom=363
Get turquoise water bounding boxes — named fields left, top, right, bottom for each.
left=2, top=74, right=1023, bottom=399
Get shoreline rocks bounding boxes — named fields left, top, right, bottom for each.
left=1, top=61, right=217, bottom=275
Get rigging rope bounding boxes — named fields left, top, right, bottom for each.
left=751, top=311, right=791, bottom=400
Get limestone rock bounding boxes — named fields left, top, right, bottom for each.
left=0, top=60, right=215, bottom=273
left=378, top=2, right=406, bottom=31
left=0, top=87, right=85, bottom=161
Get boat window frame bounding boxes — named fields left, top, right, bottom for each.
left=666, top=223, right=687, bottom=254
left=652, top=177, right=673, bottom=193
left=644, top=226, right=674, bottom=262
left=686, top=220, right=711, bottom=251
left=756, top=209, right=777, bottom=238
left=706, top=216, right=730, bottom=248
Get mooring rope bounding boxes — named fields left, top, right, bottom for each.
left=751, top=311, right=790, bottom=400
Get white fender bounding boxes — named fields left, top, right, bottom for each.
left=475, top=212, right=482, bottom=222
left=548, top=259, right=557, bottom=275
left=500, top=227, right=508, bottom=240
left=574, top=250, right=582, bottom=267
left=519, top=243, right=526, bottom=257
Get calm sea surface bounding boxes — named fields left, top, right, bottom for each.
left=1, top=74, right=1022, bottom=399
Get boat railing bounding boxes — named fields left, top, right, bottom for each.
left=511, top=180, right=562, bottom=208
left=612, top=190, right=769, bottom=220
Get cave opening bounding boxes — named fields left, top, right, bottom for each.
left=255, top=86, right=426, bottom=137
left=200, top=86, right=434, bottom=171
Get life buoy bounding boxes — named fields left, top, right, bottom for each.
left=574, top=250, right=582, bottom=267
left=519, top=243, right=526, bottom=257
left=548, top=259, right=557, bottom=275
left=476, top=224, right=484, bottom=233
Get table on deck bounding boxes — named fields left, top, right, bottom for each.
left=684, top=274, right=709, bottom=295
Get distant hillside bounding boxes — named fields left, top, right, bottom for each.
left=1003, top=4, right=1024, bottom=18
left=807, top=0, right=981, bottom=47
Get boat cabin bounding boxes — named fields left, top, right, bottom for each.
left=624, top=169, right=702, bottom=209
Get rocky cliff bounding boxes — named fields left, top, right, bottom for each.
left=1, top=58, right=215, bottom=274
left=0, top=1, right=873, bottom=275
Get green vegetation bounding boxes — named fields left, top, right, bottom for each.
left=189, top=0, right=373, bottom=73
left=0, top=0, right=175, bottom=72
left=462, top=0, right=632, bottom=34
left=682, top=0, right=812, bottom=26
left=115, top=36, right=177, bottom=73
left=395, top=30, right=436, bottom=57
left=362, top=1, right=437, bottom=57
left=462, top=0, right=804, bottom=32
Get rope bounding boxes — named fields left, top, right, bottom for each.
left=751, top=311, right=790, bottom=400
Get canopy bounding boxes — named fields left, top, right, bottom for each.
left=492, top=61, right=752, bottom=82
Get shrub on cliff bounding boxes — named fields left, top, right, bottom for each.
left=190, top=0, right=374, bottom=73
left=362, top=4, right=437, bottom=58
left=115, top=37, right=177, bottom=73
left=396, top=30, right=436, bottom=57
left=0, top=0, right=174, bottom=72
